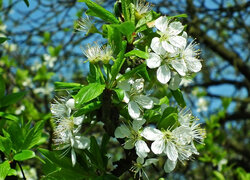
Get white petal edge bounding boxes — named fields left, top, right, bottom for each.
left=141, top=127, right=163, bottom=141
left=134, top=95, right=154, bottom=109
left=150, top=37, right=166, bottom=55
left=135, top=140, right=150, bottom=158
left=151, top=139, right=165, bottom=155
left=164, top=159, right=177, bottom=173
left=154, top=16, right=169, bottom=33
left=171, top=59, right=187, bottom=76
left=165, top=141, right=178, bottom=161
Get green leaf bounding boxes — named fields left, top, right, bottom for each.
left=158, top=112, right=178, bottom=129
left=79, top=0, right=119, bottom=24
left=110, top=41, right=127, bottom=83
left=14, top=150, right=35, bottom=161
left=213, top=171, right=225, bottom=180
left=7, top=122, right=23, bottom=152
left=23, top=0, right=29, bottom=7
left=0, top=75, right=5, bottom=99
left=0, top=91, right=26, bottom=108
left=169, top=14, right=188, bottom=19
left=0, top=112, right=19, bottom=121
left=73, top=101, right=102, bottom=117
left=22, top=120, right=46, bottom=149
left=112, top=21, right=135, bottom=36
left=0, top=161, right=11, bottom=180
left=117, top=63, right=150, bottom=82
left=159, top=96, right=169, bottom=105
left=113, top=88, right=124, bottom=102
left=106, top=25, right=122, bottom=56
left=87, top=63, right=100, bottom=83
left=171, top=89, right=186, bottom=108
left=38, top=148, right=92, bottom=178
left=75, top=83, right=105, bottom=107
left=121, top=0, right=130, bottom=22
left=54, top=82, right=82, bottom=90
left=0, top=136, right=12, bottom=154
left=0, top=37, right=9, bottom=44
left=89, top=136, right=104, bottom=171
left=125, top=49, right=149, bottom=59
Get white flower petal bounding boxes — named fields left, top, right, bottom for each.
left=165, top=141, right=178, bottom=161
left=74, top=116, right=84, bottom=125
left=66, top=98, right=75, bottom=109
left=155, top=16, right=169, bottom=32
left=115, top=125, right=131, bottom=138
left=169, top=21, right=184, bottom=35
left=164, top=159, right=177, bottom=173
left=128, top=101, right=141, bottom=119
left=169, top=73, right=182, bottom=90
left=124, top=139, right=135, bottom=149
left=157, top=65, right=171, bottom=84
left=134, top=95, right=153, bottom=109
left=150, top=37, right=166, bottom=55
left=141, top=127, right=163, bottom=141
left=146, top=53, right=162, bottom=69
left=171, top=59, right=187, bottom=76
left=73, top=136, right=90, bottom=149
left=185, top=57, right=202, bottom=72
left=71, top=148, right=76, bottom=166
left=162, top=41, right=175, bottom=53
left=182, top=31, right=188, bottom=39
left=151, top=139, right=165, bottom=154
left=169, top=36, right=186, bottom=48
left=135, top=140, right=150, bottom=158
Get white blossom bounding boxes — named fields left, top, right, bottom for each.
left=75, top=15, right=93, bottom=34
left=134, top=0, right=151, bottom=15
left=43, top=54, right=57, bottom=68
left=82, top=42, right=113, bottom=64
left=118, top=78, right=153, bottom=119
left=130, top=157, right=158, bottom=179
left=115, top=119, right=150, bottom=159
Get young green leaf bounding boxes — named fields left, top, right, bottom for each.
left=75, top=83, right=105, bottom=107
left=79, top=0, right=119, bottom=24
left=73, top=101, right=102, bottom=117
left=125, top=49, right=149, bottom=59
left=110, top=41, right=127, bottom=84
left=54, top=82, right=82, bottom=90
left=14, top=150, right=35, bottom=161
left=0, top=161, right=11, bottom=180
left=112, top=21, right=135, bottom=37
left=0, top=136, right=12, bottom=154
left=106, top=25, right=122, bottom=56
left=158, top=113, right=178, bottom=129
left=171, top=89, right=186, bottom=108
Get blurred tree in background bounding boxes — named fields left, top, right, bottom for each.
left=0, top=0, right=249, bottom=179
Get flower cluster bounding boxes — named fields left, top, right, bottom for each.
left=51, top=97, right=90, bottom=166
left=146, top=16, right=202, bottom=89
left=115, top=108, right=205, bottom=174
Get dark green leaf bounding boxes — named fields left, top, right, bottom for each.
left=110, top=41, right=127, bottom=83
left=87, top=63, right=100, bottom=83
left=158, top=113, right=178, bottom=129
left=0, top=37, right=9, bottom=44
left=73, top=101, right=102, bottom=117
left=89, top=136, right=104, bottom=171
left=75, top=83, right=105, bottom=107
left=14, top=150, right=35, bottom=161
left=54, top=82, right=82, bottom=90
left=0, top=75, right=5, bottom=99
left=0, top=91, right=26, bottom=108
left=113, top=88, right=124, bottom=102
left=171, top=89, right=186, bottom=108
left=23, top=0, right=29, bottom=7
left=78, top=0, right=119, bottom=24
left=0, top=161, right=11, bottom=180
left=125, top=49, right=149, bottom=59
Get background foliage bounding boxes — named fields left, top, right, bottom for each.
left=0, top=0, right=249, bottom=179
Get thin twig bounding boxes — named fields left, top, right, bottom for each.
left=17, top=161, right=26, bottom=180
